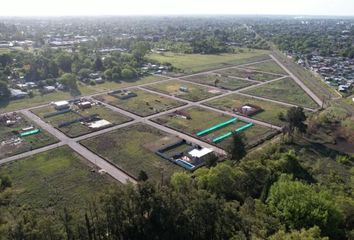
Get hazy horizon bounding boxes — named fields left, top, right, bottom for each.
left=1, top=0, right=354, bottom=17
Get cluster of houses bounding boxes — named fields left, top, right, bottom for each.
left=45, top=34, right=94, bottom=48
left=296, top=54, right=354, bottom=93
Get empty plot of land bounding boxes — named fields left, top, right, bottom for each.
left=144, top=80, right=224, bottom=102
left=216, top=67, right=282, bottom=82
left=148, top=50, right=270, bottom=74
left=152, top=107, right=276, bottom=149
left=32, top=103, right=132, bottom=138
left=204, top=93, right=291, bottom=126
left=0, top=112, right=58, bottom=159
left=241, top=77, right=319, bottom=109
left=243, top=60, right=288, bottom=75
left=95, top=89, right=186, bottom=117
left=0, top=146, right=114, bottom=214
left=182, top=73, right=256, bottom=90
left=80, top=124, right=182, bottom=182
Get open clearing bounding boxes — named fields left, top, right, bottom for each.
left=95, top=89, right=186, bottom=117
left=182, top=73, right=256, bottom=90
left=243, top=60, right=288, bottom=75
left=216, top=67, right=282, bottom=82
left=152, top=107, right=277, bottom=149
left=144, top=80, right=224, bottom=102
left=80, top=124, right=182, bottom=182
left=0, top=75, right=167, bottom=114
left=241, top=77, right=319, bottom=109
left=0, top=146, right=114, bottom=214
left=32, top=102, right=132, bottom=138
left=204, top=93, right=291, bottom=126
left=148, top=50, right=270, bottom=74
left=0, top=112, right=58, bottom=159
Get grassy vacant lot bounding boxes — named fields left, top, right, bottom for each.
left=144, top=80, right=224, bottom=102
left=243, top=60, right=288, bottom=75
left=241, top=77, right=319, bottom=109
left=153, top=107, right=276, bottom=149
left=216, top=67, right=282, bottom=82
left=0, top=113, right=58, bottom=159
left=95, top=89, right=186, bottom=117
left=204, top=93, right=291, bottom=126
left=182, top=73, right=256, bottom=90
left=0, top=75, right=167, bottom=114
left=148, top=50, right=270, bottom=74
left=80, top=124, right=182, bottom=181
left=272, top=50, right=338, bottom=101
left=0, top=146, right=114, bottom=215
left=32, top=104, right=132, bottom=138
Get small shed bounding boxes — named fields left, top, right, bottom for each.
left=53, top=101, right=70, bottom=110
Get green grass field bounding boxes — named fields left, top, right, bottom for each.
left=0, top=76, right=167, bottom=114
left=0, top=146, right=114, bottom=215
left=241, top=77, right=319, bottom=109
left=152, top=107, right=276, bottom=149
left=243, top=60, right=288, bottom=75
left=95, top=89, right=186, bottom=117
left=32, top=104, right=132, bottom=138
left=182, top=73, right=256, bottom=90
left=80, top=124, right=182, bottom=181
left=216, top=67, right=282, bottom=82
left=0, top=113, right=58, bottom=159
left=148, top=50, right=270, bottom=74
left=144, top=80, right=224, bottom=102
left=204, top=93, right=291, bottom=126
left=272, top=50, right=338, bottom=100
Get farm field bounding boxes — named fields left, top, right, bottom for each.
left=152, top=107, right=277, bottom=149
left=243, top=60, right=288, bottom=75
left=241, top=77, right=319, bottom=109
left=0, top=112, right=58, bottom=159
left=95, top=89, right=186, bottom=117
left=216, top=67, right=282, bottom=82
left=0, top=146, right=114, bottom=215
left=204, top=93, right=291, bottom=126
left=80, top=124, right=182, bottom=182
left=0, top=75, right=167, bottom=114
left=144, top=80, right=224, bottom=102
left=182, top=73, right=256, bottom=90
left=32, top=101, right=132, bottom=138
left=148, top=50, right=270, bottom=74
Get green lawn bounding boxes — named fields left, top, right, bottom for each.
left=216, top=67, right=282, bottom=82
left=148, top=50, right=270, bottom=74
left=204, top=93, right=291, bottom=126
left=0, top=146, right=114, bottom=215
left=152, top=107, right=276, bottom=149
left=241, top=77, right=319, bottom=109
left=144, top=80, right=224, bottom=102
left=95, top=89, right=186, bottom=117
left=243, top=60, right=288, bottom=75
left=32, top=104, right=132, bottom=138
left=182, top=73, right=256, bottom=90
left=0, top=75, right=167, bottom=114
left=80, top=124, right=182, bottom=181
left=0, top=113, right=58, bottom=159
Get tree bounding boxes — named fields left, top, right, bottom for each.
left=138, top=170, right=149, bottom=182
left=269, top=226, right=329, bottom=240
left=55, top=53, right=73, bottom=73
left=227, top=133, right=246, bottom=162
left=121, top=68, right=136, bottom=80
left=78, top=68, right=92, bottom=80
left=94, top=56, right=104, bottom=71
left=0, top=81, right=11, bottom=101
left=267, top=175, right=343, bottom=238
left=60, top=73, right=79, bottom=96
left=0, top=53, right=12, bottom=67
left=285, top=107, right=307, bottom=134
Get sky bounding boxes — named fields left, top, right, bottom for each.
left=1, top=0, right=354, bottom=17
